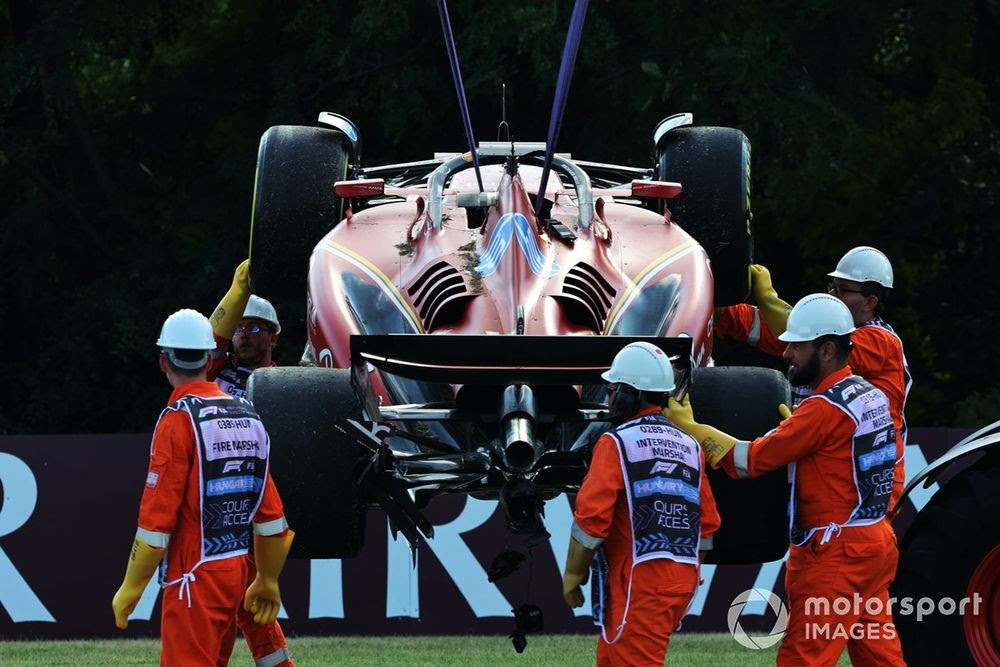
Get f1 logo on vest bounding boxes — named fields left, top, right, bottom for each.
left=650, top=461, right=678, bottom=474
left=223, top=460, right=243, bottom=473
left=840, top=384, right=861, bottom=401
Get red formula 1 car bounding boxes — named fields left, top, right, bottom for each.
left=246, top=111, right=791, bottom=566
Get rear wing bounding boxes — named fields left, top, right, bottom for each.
left=351, top=334, right=692, bottom=390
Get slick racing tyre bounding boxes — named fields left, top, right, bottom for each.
left=689, top=365, right=791, bottom=564
left=655, top=125, right=752, bottom=307
left=249, top=124, right=351, bottom=335
left=893, top=460, right=1000, bottom=667
left=247, top=366, right=370, bottom=558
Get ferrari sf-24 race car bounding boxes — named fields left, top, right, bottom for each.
left=244, top=111, right=792, bottom=568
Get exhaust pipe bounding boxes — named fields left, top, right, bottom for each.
left=499, top=385, right=539, bottom=472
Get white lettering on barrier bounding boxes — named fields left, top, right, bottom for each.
left=308, top=559, right=345, bottom=618
left=420, top=497, right=512, bottom=617
left=0, top=453, right=55, bottom=622
left=0, top=441, right=948, bottom=626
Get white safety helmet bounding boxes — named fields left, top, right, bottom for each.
left=156, top=309, right=214, bottom=369
left=156, top=309, right=215, bottom=349
left=778, top=294, right=856, bottom=343
left=243, top=295, right=281, bottom=334
left=827, top=246, right=894, bottom=288
left=601, top=341, right=675, bottom=392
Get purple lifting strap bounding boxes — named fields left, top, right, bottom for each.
left=437, top=0, right=484, bottom=193
left=534, top=0, right=589, bottom=219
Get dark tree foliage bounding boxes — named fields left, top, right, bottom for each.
left=1, top=0, right=998, bottom=433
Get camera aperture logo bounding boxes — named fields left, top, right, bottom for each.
left=728, top=588, right=788, bottom=649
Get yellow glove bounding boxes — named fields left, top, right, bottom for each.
left=778, top=403, right=792, bottom=420
left=562, top=537, right=594, bottom=609
left=210, top=259, right=251, bottom=339
left=665, top=396, right=737, bottom=468
left=244, top=530, right=295, bottom=625
left=750, top=264, right=791, bottom=337
left=112, top=535, right=164, bottom=629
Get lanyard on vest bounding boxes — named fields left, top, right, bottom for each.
left=158, top=394, right=270, bottom=606
left=591, top=413, right=702, bottom=643
left=788, top=376, right=896, bottom=546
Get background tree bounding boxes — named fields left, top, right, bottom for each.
left=1, top=0, right=997, bottom=433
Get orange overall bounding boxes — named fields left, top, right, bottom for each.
left=574, top=407, right=721, bottom=666
left=719, top=366, right=906, bottom=666
left=206, top=335, right=289, bottom=664
left=716, top=304, right=909, bottom=505
left=137, top=381, right=291, bottom=667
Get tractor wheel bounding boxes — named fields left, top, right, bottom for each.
left=247, top=366, right=370, bottom=558
left=894, top=461, right=1000, bottom=666
left=689, top=365, right=791, bottom=563
left=655, top=126, right=752, bottom=306
left=249, top=124, right=351, bottom=337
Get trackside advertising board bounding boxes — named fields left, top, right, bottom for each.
left=0, top=430, right=966, bottom=638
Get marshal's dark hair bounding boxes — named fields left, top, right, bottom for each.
left=814, top=334, right=853, bottom=362
left=163, top=348, right=208, bottom=377
left=640, top=391, right=669, bottom=408
left=860, top=282, right=889, bottom=318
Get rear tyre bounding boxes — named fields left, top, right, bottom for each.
left=247, top=366, right=369, bottom=558
left=249, top=125, right=351, bottom=336
left=689, top=366, right=790, bottom=564
left=655, top=126, right=752, bottom=306
left=894, top=461, right=1000, bottom=666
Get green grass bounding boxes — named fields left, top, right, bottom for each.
left=0, top=633, right=851, bottom=666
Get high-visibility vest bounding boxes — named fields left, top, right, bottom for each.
left=591, top=412, right=703, bottom=642
left=158, top=394, right=270, bottom=603
left=789, top=375, right=896, bottom=546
